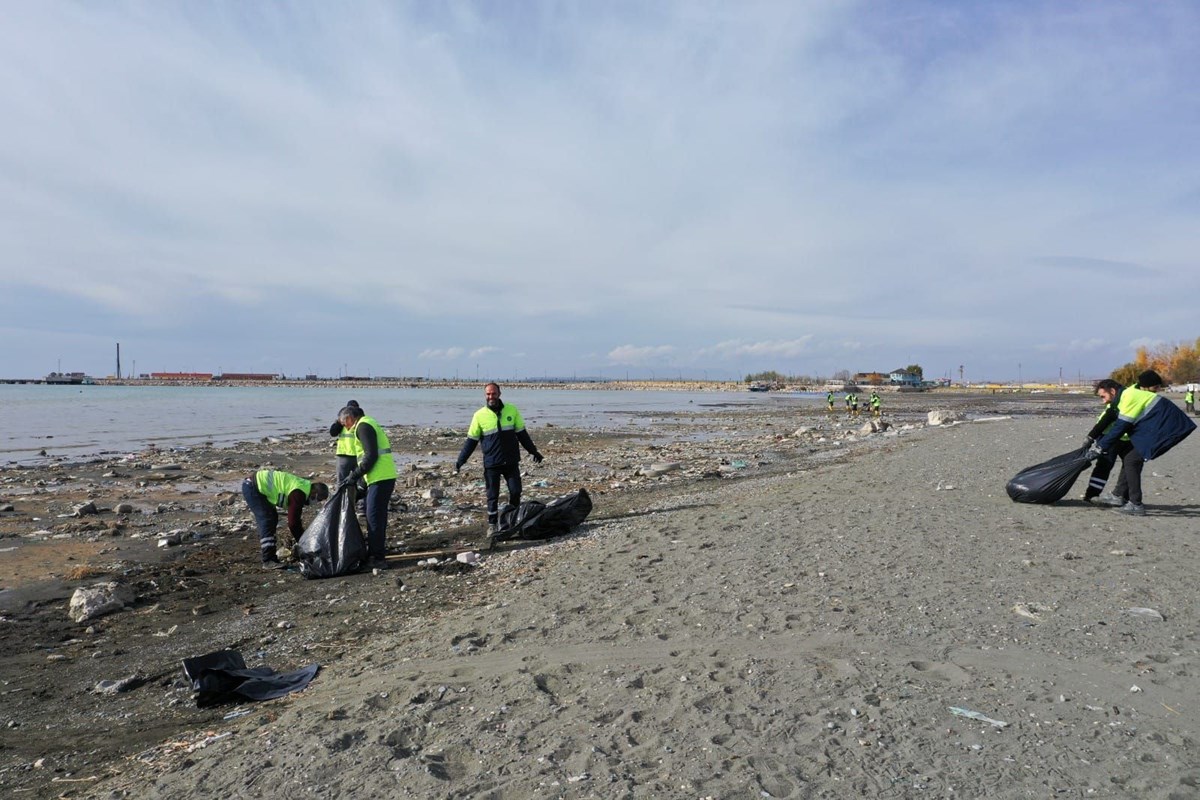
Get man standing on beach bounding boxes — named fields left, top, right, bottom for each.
left=242, top=470, right=329, bottom=568
left=1187, top=386, right=1195, bottom=414
left=338, top=405, right=398, bottom=570
left=454, top=382, right=544, bottom=541
left=826, top=391, right=835, bottom=412
left=870, top=392, right=882, bottom=417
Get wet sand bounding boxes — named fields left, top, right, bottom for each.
left=2, top=392, right=1198, bottom=798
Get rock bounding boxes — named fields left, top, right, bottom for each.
left=1125, top=607, right=1164, bottom=621
left=93, top=675, right=140, bottom=695
left=69, top=582, right=134, bottom=623
left=927, top=410, right=967, bottom=426
left=647, top=462, right=681, bottom=476
left=422, top=488, right=445, bottom=500
left=150, top=464, right=183, bottom=471
left=114, top=503, right=135, bottom=514
left=74, top=501, right=98, bottom=517
left=0, top=503, right=13, bottom=512
left=456, top=551, right=479, bottom=565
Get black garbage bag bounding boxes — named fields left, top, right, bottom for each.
left=296, top=483, right=365, bottom=578
left=495, top=488, right=593, bottom=541
left=1006, top=446, right=1092, bottom=504
left=181, top=649, right=319, bottom=707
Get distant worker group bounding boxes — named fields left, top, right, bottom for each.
left=241, top=383, right=546, bottom=570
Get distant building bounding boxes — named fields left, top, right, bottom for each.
left=214, top=373, right=278, bottom=381
left=853, top=372, right=887, bottom=386
left=889, top=368, right=922, bottom=387
left=150, top=372, right=214, bottom=380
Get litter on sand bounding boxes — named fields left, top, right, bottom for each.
left=948, top=706, right=1009, bottom=728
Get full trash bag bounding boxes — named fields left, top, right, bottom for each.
left=296, top=483, right=365, bottom=578
left=1005, top=446, right=1092, bottom=504
left=495, top=488, right=593, bottom=541
left=181, top=649, right=319, bottom=707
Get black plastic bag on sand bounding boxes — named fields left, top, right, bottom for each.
left=182, top=649, right=319, bottom=707
left=495, top=488, right=593, bottom=541
left=296, top=483, right=365, bottom=578
left=1006, top=446, right=1092, bottom=504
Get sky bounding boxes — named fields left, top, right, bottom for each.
left=2, top=1, right=1198, bottom=384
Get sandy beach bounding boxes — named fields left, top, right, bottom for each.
left=2, top=392, right=1198, bottom=799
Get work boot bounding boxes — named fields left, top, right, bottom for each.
left=366, top=556, right=390, bottom=572
left=1094, top=493, right=1124, bottom=507
left=1113, top=502, right=1146, bottom=516
left=261, top=556, right=285, bottom=570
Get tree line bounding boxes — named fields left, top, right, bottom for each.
left=1111, top=338, right=1200, bottom=386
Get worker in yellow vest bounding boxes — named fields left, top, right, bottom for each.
left=328, top=399, right=362, bottom=485
left=242, top=469, right=328, bottom=568
left=338, top=405, right=398, bottom=570
left=1088, top=370, right=1167, bottom=516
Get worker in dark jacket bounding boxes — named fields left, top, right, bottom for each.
left=242, top=469, right=329, bottom=567
left=454, top=383, right=544, bottom=539
left=1087, top=370, right=1192, bottom=516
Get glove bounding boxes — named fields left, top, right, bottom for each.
left=531, top=452, right=544, bottom=464
left=1083, top=437, right=1094, bottom=450
left=1085, top=444, right=1103, bottom=462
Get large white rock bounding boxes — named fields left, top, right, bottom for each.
left=68, top=582, right=134, bottom=623
left=927, top=409, right=967, bottom=426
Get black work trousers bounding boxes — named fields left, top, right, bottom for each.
left=1112, top=440, right=1145, bottom=506
left=484, top=463, right=522, bottom=524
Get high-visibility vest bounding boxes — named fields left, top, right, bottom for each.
left=255, top=469, right=311, bottom=508
left=335, top=425, right=358, bottom=457
left=351, top=415, right=398, bottom=485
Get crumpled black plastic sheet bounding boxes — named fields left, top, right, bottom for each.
left=182, top=649, right=319, bottom=708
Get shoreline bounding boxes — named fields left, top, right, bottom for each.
left=3, top=393, right=1197, bottom=798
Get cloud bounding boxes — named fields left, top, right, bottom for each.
left=1128, top=337, right=1167, bottom=352
left=1, top=2, right=1198, bottom=381
left=418, top=347, right=465, bottom=360
left=606, top=345, right=677, bottom=366
left=1030, top=256, right=1154, bottom=278
left=701, top=338, right=816, bottom=360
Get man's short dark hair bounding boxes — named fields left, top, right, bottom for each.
left=1094, top=379, right=1122, bottom=393
left=1136, top=369, right=1164, bottom=389
left=339, top=405, right=364, bottom=420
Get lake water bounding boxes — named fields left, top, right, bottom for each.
left=0, top=384, right=819, bottom=465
